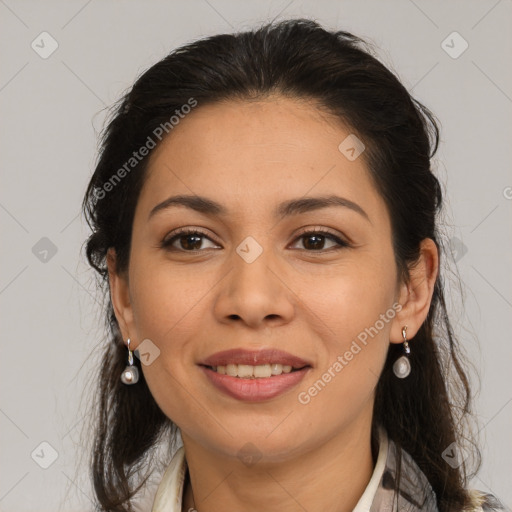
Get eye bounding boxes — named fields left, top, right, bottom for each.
left=160, top=228, right=220, bottom=252
left=289, top=229, right=350, bottom=252
left=160, top=227, right=350, bottom=253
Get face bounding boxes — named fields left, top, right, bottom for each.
left=111, top=95, right=413, bottom=462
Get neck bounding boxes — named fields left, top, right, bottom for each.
left=181, top=418, right=377, bottom=512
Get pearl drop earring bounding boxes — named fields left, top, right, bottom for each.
left=393, top=326, right=411, bottom=379
left=121, top=338, right=139, bottom=385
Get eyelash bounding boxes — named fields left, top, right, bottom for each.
left=160, top=227, right=350, bottom=253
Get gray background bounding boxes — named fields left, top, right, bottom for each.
left=1, top=1, right=511, bottom=511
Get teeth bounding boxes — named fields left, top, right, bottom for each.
left=213, top=363, right=294, bottom=378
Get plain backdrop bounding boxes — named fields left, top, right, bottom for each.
left=1, top=1, right=511, bottom=511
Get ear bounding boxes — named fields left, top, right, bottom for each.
left=107, top=248, right=135, bottom=342
left=389, top=238, right=439, bottom=343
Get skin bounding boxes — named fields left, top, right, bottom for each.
left=108, top=95, right=438, bottom=512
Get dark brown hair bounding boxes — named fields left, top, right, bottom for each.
left=82, top=18, right=479, bottom=511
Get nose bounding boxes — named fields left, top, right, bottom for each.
left=213, top=242, right=295, bottom=330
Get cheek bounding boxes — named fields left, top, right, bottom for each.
left=294, top=304, right=393, bottom=426
left=293, top=256, right=396, bottom=406
left=127, top=258, right=212, bottom=426
left=294, top=248, right=397, bottom=341
left=129, top=256, right=207, bottom=342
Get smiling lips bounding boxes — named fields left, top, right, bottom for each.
left=199, top=348, right=312, bottom=402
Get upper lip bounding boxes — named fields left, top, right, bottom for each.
left=199, top=348, right=312, bottom=369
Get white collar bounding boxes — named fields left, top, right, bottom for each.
left=151, top=428, right=389, bottom=512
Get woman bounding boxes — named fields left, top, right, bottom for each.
left=81, top=19, right=504, bottom=512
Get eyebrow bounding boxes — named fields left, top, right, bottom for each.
left=148, top=194, right=370, bottom=223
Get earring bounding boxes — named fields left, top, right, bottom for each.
left=121, top=338, right=139, bottom=385
left=393, top=326, right=411, bottom=379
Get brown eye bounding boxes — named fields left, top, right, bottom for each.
left=161, top=229, right=220, bottom=252
left=175, top=233, right=203, bottom=251
left=291, top=230, right=349, bottom=252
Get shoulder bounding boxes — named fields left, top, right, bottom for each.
left=465, top=489, right=506, bottom=512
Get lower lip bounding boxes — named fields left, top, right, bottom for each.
left=200, top=366, right=310, bottom=402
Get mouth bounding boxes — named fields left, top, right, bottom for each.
left=198, top=348, right=313, bottom=401
left=200, top=364, right=311, bottom=402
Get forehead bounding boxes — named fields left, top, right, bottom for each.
left=137, top=96, right=386, bottom=223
